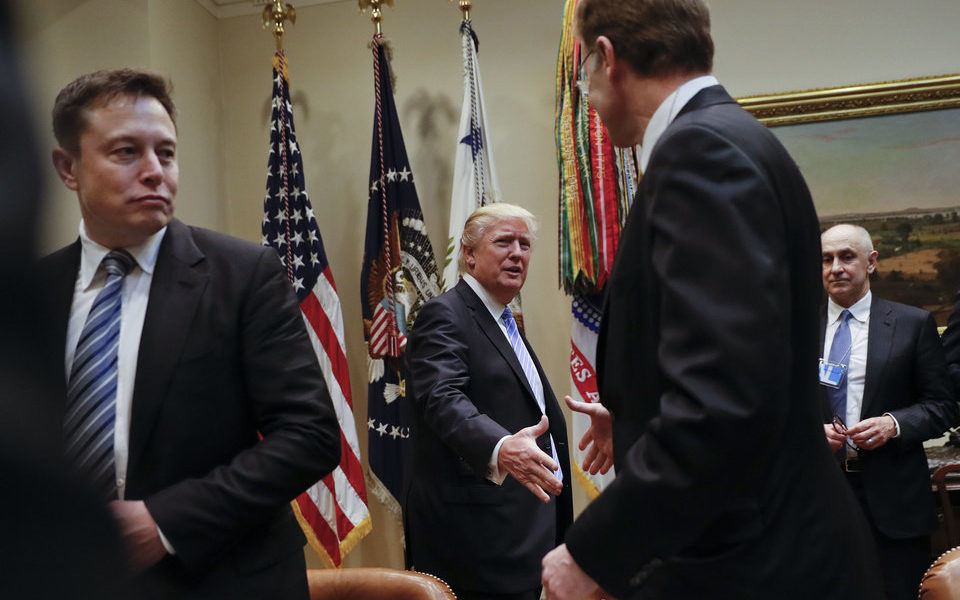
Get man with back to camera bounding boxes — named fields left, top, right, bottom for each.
left=820, top=223, right=956, bottom=599
left=404, top=203, right=573, bottom=600
left=542, top=1, right=885, bottom=598
left=41, top=68, right=341, bottom=598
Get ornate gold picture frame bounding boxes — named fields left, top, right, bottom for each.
left=739, top=73, right=960, bottom=127
left=738, top=74, right=960, bottom=324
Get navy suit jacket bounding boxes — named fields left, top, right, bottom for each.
left=403, top=279, right=573, bottom=594
left=820, top=297, right=958, bottom=538
left=41, top=218, right=340, bottom=598
left=564, top=86, right=883, bottom=599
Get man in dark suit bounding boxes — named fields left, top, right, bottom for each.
left=404, top=203, right=573, bottom=600
left=542, top=1, right=883, bottom=599
left=820, top=223, right=956, bottom=599
left=42, top=69, right=340, bottom=598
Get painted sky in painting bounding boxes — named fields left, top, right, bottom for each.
left=773, top=107, right=960, bottom=217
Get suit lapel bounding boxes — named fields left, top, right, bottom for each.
left=861, top=299, right=895, bottom=418
left=455, top=280, right=538, bottom=404
left=45, top=241, right=82, bottom=401
left=128, top=219, right=208, bottom=470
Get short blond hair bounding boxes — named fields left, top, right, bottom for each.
left=457, top=203, right=539, bottom=275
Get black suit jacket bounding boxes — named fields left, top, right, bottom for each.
left=403, top=280, right=573, bottom=594
left=41, top=219, right=341, bottom=598
left=820, top=297, right=957, bottom=538
left=939, top=290, right=960, bottom=394
left=564, top=86, right=883, bottom=599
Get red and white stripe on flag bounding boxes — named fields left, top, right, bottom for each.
left=292, top=267, right=372, bottom=566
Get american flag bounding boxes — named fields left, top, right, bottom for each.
left=262, top=51, right=371, bottom=567
left=361, top=38, right=440, bottom=519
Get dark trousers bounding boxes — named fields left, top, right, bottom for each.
left=452, top=587, right=541, bottom=600
left=845, top=471, right=930, bottom=600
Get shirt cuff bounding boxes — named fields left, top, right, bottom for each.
left=157, top=524, right=176, bottom=555
left=487, top=436, right=509, bottom=485
left=883, top=412, right=901, bottom=438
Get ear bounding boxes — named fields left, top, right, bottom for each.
left=595, top=35, right=616, bottom=77
left=462, top=244, right=476, bottom=272
left=866, top=250, right=878, bottom=274
left=52, top=147, right=80, bottom=191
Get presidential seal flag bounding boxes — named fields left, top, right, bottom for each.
left=362, top=38, right=441, bottom=519
left=262, top=50, right=371, bottom=566
left=441, top=17, right=500, bottom=292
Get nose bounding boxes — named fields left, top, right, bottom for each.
left=139, top=151, right=163, bottom=186
left=829, top=257, right=844, bottom=275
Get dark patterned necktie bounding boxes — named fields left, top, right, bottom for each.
left=64, top=249, right=135, bottom=500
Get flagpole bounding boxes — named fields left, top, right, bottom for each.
left=262, top=0, right=297, bottom=52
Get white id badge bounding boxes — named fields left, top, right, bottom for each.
left=818, top=358, right=847, bottom=389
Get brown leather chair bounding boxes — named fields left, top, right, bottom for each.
left=307, top=568, right=456, bottom=600
left=932, top=463, right=960, bottom=549
left=919, top=546, right=960, bottom=599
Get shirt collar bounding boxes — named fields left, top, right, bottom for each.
left=827, top=289, right=872, bottom=324
left=77, top=220, right=167, bottom=291
left=639, top=75, right=720, bottom=173
left=462, top=273, right=508, bottom=323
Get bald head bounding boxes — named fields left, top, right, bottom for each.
left=821, top=224, right=878, bottom=308
left=823, top=224, right=874, bottom=255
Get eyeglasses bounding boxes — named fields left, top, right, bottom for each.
left=575, top=47, right=597, bottom=99
left=832, top=415, right=860, bottom=451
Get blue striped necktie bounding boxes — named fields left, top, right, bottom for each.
left=501, top=307, right=562, bottom=482
left=65, top=249, right=135, bottom=500
left=827, top=309, right=853, bottom=421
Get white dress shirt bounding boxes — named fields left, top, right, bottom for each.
left=65, top=220, right=174, bottom=550
left=461, top=275, right=560, bottom=485
left=639, top=75, right=719, bottom=173
left=823, top=290, right=900, bottom=439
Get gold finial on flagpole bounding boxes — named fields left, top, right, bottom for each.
left=263, top=0, right=297, bottom=51
left=359, top=0, right=394, bottom=36
left=449, top=0, right=471, bottom=21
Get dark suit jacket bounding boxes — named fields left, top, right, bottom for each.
left=939, top=290, right=960, bottom=394
left=403, top=280, right=573, bottom=594
left=564, top=86, right=883, bottom=600
left=820, top=297, right=957, bottom=539
left=41, top=218, right=341, bottom=598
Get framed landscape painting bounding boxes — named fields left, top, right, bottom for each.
left=740, top=75, right=960, bottom=324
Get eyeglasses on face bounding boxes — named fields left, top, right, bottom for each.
left=576, top=47, right=598, bottom=99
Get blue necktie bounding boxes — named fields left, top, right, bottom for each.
left=64, top=249, right=135, bottom=500
left=827, top=309, right=853, bottom=421
left=501, top=307, right=562, bottom=482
